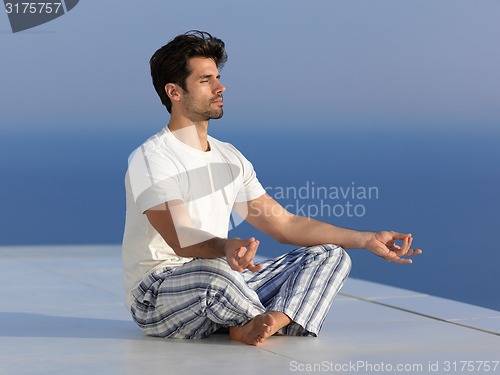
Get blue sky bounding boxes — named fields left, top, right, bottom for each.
left=1, top=0, right=499, bottom=135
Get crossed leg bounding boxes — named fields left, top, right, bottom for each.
left=131, top=245, right=350, bottom=344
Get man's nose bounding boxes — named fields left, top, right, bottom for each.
left=214, top=81, right=226, bottom=94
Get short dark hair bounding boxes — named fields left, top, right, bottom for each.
left=150, top=30, right=228, bottom=113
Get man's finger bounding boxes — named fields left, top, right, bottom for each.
left=228, top=255, right=244, bottom=272
left=236, top=246, right=246, bottom=258
left=240, top=240, right=259, bottom=267
left=407, top=248, right=423, bottom=256
left=247, top=262, right=263, bottom=273
left=386, top=252, right=413, bottom=264
left=394, top=257, right=413, bottom=264
left=391, top=232, right=412, bottom=241
left=398, top=235, right=411, bottom=256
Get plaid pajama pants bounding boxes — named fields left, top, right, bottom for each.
left=130, top=244, right=351, bottom=339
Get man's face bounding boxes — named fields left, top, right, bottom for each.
left=181, top=57, right=226, bottom=122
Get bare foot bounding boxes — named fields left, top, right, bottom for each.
left=229, top=313, right=277, bottom=346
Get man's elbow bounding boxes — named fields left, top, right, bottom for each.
left=274, top=231, right=292, bottom=245
left=269, top=217, right=296, bottom=244
left=277, top=237, right=292, bottom=245
left=171, top=245, right=188, bottom=258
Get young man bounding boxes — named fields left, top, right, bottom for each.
left=122, top=30, right=421, bottom=346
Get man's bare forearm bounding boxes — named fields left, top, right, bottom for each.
left=169, top=227, right=227, bottom=259
left=279, top=214, right=371, bottom=249
left=146, top=208, right=228, bottom=259
left=169, top=230, right=263, bottom=274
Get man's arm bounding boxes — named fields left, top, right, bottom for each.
left=145, top=200, right=263, bottom=272
left=240, top=194, right=422, bottom=264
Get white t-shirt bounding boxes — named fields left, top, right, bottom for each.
left=122, top=126, right=266, bottom=308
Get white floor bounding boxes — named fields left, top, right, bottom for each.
left=0, top=245, right=498, bottom=375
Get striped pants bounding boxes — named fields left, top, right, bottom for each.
left=130, top=244, right=351, bottom=339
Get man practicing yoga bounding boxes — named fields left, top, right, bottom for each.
left=122, top=30, right=422, bottom=346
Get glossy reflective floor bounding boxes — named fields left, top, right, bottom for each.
left=0, top=245, right=498, bottom=375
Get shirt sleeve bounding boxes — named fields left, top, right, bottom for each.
left=127, top=144, right=183, bottom=213
left=229, top=144, right=267, bottom=202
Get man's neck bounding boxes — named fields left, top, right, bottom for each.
left=167, top=118, right=210, bottom=152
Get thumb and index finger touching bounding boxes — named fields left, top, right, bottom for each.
left=228, top=237, right=263, bottom=273
left=383, top=231, right=423, bottom=263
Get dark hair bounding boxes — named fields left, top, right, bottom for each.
left=150, top=30, right=228, bottom=113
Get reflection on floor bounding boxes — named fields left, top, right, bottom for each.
left=0, top=245, right=498, bottom=375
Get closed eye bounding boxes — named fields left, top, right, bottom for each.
left=199, top=74, right=221, bottom=84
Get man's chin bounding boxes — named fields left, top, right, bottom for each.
left=210, top=110, right=224, bottom=120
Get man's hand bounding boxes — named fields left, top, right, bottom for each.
left=364, top=231, right=422, bottom=264
left=225, top=237, right=263, bottom=273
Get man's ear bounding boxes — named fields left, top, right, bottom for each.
left=165, top=83, right=181, bottom=102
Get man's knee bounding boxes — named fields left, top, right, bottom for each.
left=302, top=244, right=352, bottom=272
left=338, top=247, right=352, bottom=273
left=301, top=243, right=344, bottom=258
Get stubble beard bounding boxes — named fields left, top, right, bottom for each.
left=185, top=95, right=224, bottom=122
left=205, top=107, right=224, bottom=120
